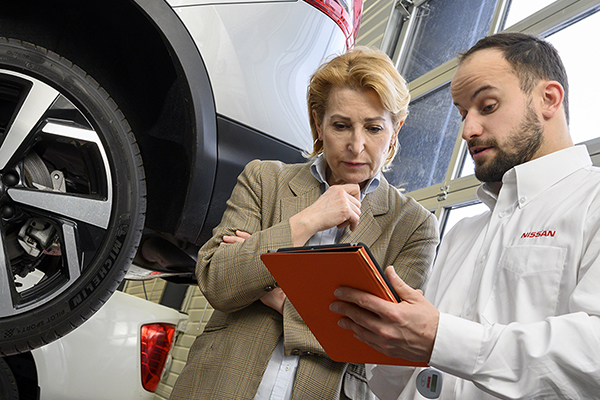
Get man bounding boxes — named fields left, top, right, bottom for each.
left=329, top=32, right=600, bottom=399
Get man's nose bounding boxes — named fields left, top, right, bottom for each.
left=461, top=114, right=483, bottom=141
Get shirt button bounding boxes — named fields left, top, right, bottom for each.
left=465, top=307, right=472, bottom=316
left=519, top=197, right=526, bottom=204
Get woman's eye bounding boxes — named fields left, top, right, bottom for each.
left=367, top=126, right=383, bottom=134
left=333, top=123, right=347, bottom=130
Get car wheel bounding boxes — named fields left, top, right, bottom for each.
left=0, top=38, right=146, bottom=355
left=0, top=357, right=19, bottom=400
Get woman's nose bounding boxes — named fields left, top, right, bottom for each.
left=347, top=130, right=366, bottom=154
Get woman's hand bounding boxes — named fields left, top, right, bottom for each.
left=260, top=287, right=287, bottom=314
left=218, top=230, right=287, bottom=314
left=289, top=183, right=361, bottom=246
left=219, top=230, right=251, bottom=246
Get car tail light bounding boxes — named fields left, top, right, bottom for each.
left=140, top=323, right=176, bottom=392
left=304, top=0, right=363, bottom=49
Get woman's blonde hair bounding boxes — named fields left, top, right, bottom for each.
left=306, top=46, right=410, bottom=168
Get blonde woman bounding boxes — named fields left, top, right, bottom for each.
left=170, top=47, right=439, bottom=400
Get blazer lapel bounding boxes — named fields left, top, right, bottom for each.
left=340, top=179, right=390, bottom=247
left=278, top=165, right=392, bottom=248
left=280, top=164, right=321, bottom=223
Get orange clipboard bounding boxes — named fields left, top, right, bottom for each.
left=260, top=242, right=427, bottom=366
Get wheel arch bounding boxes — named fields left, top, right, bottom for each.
left=0, top=0, right=217, bottom=243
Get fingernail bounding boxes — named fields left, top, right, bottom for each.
left=329, top=303, right=338, bottom=313
left=337, top=319, right=347, bottom=329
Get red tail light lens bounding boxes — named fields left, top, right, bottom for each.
left=140, top=323, right=176, bottom=392
left=304, top=0, right=363, bottom=49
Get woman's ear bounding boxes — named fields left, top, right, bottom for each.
left=312, top=109, right=323, bottom=140
left=540, top=81, right=565, bottom=120
left=391, top=119, right=404, bottom=146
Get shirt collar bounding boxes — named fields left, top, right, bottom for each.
left=477, top=145, right=592, bottom=210
left=310, top=154, right=381, bottom=200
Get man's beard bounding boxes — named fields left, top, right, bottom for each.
left=470, top=104, right=544, bottom=183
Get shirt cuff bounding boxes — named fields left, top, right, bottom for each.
left=428, top=312, right=484, bottom=379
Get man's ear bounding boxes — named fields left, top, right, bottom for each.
left=540, top=80, right=565, bottom=120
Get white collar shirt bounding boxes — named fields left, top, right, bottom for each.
left=367, top=145, right=600, bottom=399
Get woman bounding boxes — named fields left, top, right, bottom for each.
left=169, top=47, right=439, bottom=400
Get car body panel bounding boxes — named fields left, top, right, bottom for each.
left=168, top=0, right=297, bottom=6
left=172, top=1, right=345, bottom=152
left=31, top=290, right=187, bottom=400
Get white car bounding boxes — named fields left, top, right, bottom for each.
left=0, top=0, right=362, bottom=355
left=0, top=290, right=188, bottom=400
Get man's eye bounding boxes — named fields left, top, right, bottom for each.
left=482, top=104, right=496, bottom=113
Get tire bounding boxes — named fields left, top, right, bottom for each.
left=0, top=38, right=146, bottom=355
left=0, top=357, right=19, bottom=400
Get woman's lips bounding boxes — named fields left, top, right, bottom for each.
left=343, top=161, right=366, bottom=168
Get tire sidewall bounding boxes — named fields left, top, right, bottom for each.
left=0, top=357, right=19, bottom=400
left=0, top=38, right=146, bottom=355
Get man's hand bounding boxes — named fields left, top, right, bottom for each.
left=329, top=266, right=439, bottom=363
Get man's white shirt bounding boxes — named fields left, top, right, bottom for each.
left=368, top=145, right=600, bottom=399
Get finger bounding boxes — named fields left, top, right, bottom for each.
left=341, top=183, right=361, bottom=201
left=235, top=230, right=251, bottom=239
left=337, top=210, right=360, bottom=231
left=346, top=190, right=362, bottom=208
left=337, top=316, right=410, bottom=359
left=348, top=209, right=361, bottom=231
left=337, top=198, right=361, bottom=231
left=338, top=216, right=359, bottom=231
left=334, top=307, right=395, bottom=356
left=337, top=316, right=388, bottom=350
left=384, top=266, right=418, bottom=302
left=332, top=287, right=391, bottom=317
left=221, top=235, right=236, bottom=243
left=222, top=235, right=245, bottom=244
left=330, top=299, right=381, bottom=333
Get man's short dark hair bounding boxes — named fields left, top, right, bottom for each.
left=459, top=32, right=569, bottom=123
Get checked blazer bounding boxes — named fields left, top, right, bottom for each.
left=169, top=159, right=439, bottom=400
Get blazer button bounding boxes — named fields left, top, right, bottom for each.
left=264, top=285, right=275, bottom=291
left=291, top=349, right=300, bottom=356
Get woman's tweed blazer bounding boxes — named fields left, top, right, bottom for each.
left=169, top=159, right=439, bottom=400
